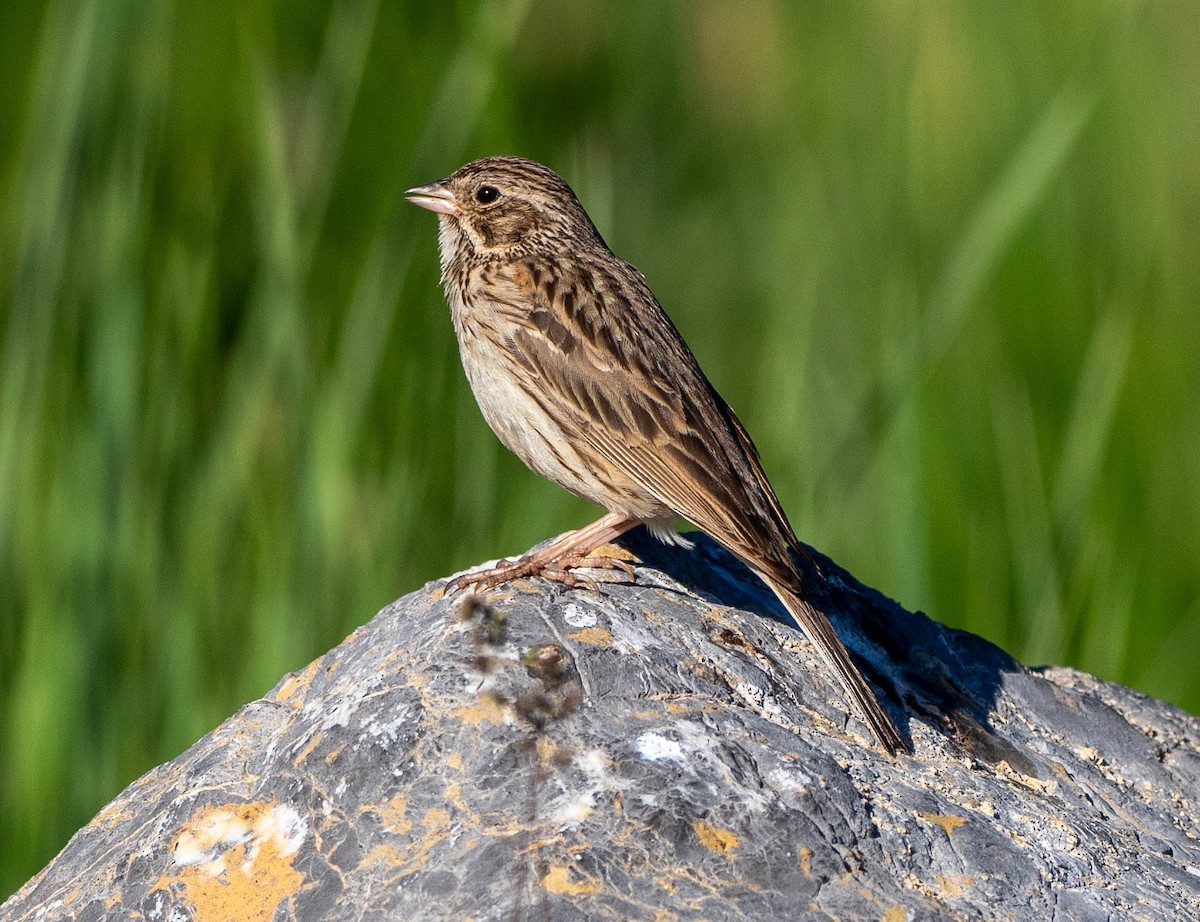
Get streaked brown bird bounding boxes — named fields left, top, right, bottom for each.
left=406, top=156, right=906, bottom=754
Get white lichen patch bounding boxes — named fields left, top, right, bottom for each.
left=357, top=701, right=417, bottom=751
left=562, top=601, right=598, bottom=628
left=725, top=674, right=784, bottom=722
left=172, top=803, right=307, bottom=876
left=632, top=725, right=772, bottom=814
left=547, top=747, right=612, bottom=826
left=766, top=765, right=815, bottom=793
left=310, top=670, right=388, bottom=731
left=635, top=731, right=686, bottom=762
left=636, top=723, right=731, bottom=769
left=574, top=748, right=611, bottom=777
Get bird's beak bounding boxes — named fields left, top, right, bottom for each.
left=405, top=181, right=459, bottom=216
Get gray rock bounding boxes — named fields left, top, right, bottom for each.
left=4, top=530, right=1199, bottom=921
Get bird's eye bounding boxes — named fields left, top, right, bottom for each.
left=475, top=185, right=500, bottom=204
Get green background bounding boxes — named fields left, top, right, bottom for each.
left=2, top=0, right=1198, bottom=897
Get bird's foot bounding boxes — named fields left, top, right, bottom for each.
left=439, top=546, right=637, bottom=598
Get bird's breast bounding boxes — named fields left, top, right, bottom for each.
left=447, top=282, right=574, bottom=471
left=445, top=283, right=665, bottom=520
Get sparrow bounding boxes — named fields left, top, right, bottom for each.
left=407, top=156, right=906, bottom=754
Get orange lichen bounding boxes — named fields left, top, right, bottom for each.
left=291, top=731, right=324, bottom=766
left=155, top=801, right=307, bottom=922
left=450, top=698, right=508, bottom=725
left=374, top=793, right=414, bottom=836
left=934, top=874, right=974, bottom=897
left=323, top=742, right=345, bottom=764
left=360, top=804, right=456, bottom=877
left=271, top=660, right=321, bottom=705
left=798, top=846, right=813, bottom=874
left=918, top=812, right=967, bottom=835
left=692, top=821, right=739, bottom=854
left=541, top=864, right=602, bottom=895
left=567, top=626, right=613, bottom=647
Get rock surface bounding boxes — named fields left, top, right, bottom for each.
left=4, top=530, right=1200, bottom=921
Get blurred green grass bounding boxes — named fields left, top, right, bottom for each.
left=2, top=0, right=1199, bottom=896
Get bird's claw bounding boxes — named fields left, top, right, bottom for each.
left=439, top=549, right=638, bottom=598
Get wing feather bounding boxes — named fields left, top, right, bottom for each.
left=501, top=255, right=804, bottom=582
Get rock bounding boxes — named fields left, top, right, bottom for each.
left=4, top=530, right=1199, bottom=921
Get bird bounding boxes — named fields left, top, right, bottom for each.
left=406, top=156, right=907, bottom=754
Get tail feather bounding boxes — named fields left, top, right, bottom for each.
left=760, top=573, right=908, bottom=755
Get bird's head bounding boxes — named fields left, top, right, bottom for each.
left=406, top=156, right=604, bottom=264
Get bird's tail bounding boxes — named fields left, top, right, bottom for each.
left=759, top=572, right=908, bottom=755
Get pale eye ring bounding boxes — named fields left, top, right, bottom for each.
left=475, top=185, right=500, bottom=204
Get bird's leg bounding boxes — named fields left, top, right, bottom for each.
left=444, top=512, right=641, bottom=595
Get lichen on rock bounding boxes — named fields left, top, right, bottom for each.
left=4, top=531, right=1199, bottom=920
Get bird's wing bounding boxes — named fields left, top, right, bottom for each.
left=502, top=255, right=805, bottom=580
